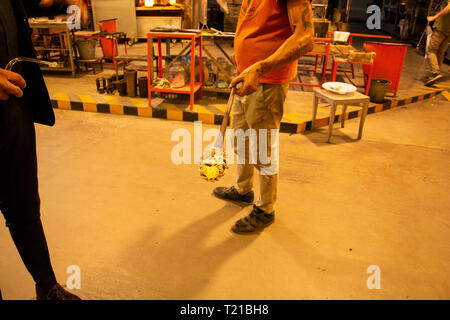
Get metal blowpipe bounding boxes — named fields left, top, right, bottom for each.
left=5, top=57, right=58, bottom=71
left=213, top=82, right=242, bottom=150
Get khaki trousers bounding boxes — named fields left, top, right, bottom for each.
left=230, top=83, right=289, bottom=213
left=428, top=30, right=450, bottom=74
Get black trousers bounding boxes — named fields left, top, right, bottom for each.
left=0, top=97, right=56, bottom=290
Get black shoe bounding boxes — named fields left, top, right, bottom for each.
left=213, top=186, right=254, bottom=206
left=36, top=283, right=81, bottom=300
left=425, top=73, right=443, bottom=86
left=231, top=205, right=275, bottom=234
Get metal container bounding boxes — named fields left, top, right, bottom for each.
left=138, top=76, right=148, bottom=98
left=125, top=70, right=137, bottom=97
left=369, top=79, right=391, bottom=103
left=76, top=39, right=96, bottom=60
left=116, top=80, right=127, bottom=96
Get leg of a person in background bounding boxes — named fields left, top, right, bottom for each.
left=427, top=31, right=443, bottom=74
left=426, top=30, right=445, bottom=85
left=437, top=32, right=450, bottom=71
left=446, top=33, right=450, bottom=73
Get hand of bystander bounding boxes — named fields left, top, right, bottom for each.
left=0, top=68, right=26, bottom=101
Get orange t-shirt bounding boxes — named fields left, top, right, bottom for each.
left=234, top=0, right=296, bottom=84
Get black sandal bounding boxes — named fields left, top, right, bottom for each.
left=231, top=205, right=274, bottom=234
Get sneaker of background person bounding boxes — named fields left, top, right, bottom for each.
left=425, top=73, right=444, bottom=86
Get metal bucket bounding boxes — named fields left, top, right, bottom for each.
left=76, top=39, right=96, bottom=60
left=369, top=79, right=392, bottom=103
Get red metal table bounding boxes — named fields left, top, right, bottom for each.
left=147, top=32, right=203, bottom=110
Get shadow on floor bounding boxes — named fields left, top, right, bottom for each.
left=303, top=128, right=362, bottom=146
left=119, top=202, right=258, bottom=299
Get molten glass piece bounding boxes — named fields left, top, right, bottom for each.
left=199, top=147, right=227, bottom=182
left=197, top=86, right=237, bottom=183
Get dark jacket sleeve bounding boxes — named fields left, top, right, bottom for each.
left=12, top=0, right=56, bottom=126
left=23, top=0, right=68, bottom=18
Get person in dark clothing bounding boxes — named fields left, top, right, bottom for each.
left=425, top=0, right=450, bottom=86
left=0, top=0, right=86, bottom=300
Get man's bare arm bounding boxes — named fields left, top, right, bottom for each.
left=259, top=0, right=315, bottom=76
left=230, top=0, right=315, bottom=96
left=428, top=3, right=450, bottom=22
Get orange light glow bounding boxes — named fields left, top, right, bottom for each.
left=169, top=0, right=176, bottom=4
left=145, top=0, right=154, bottom=6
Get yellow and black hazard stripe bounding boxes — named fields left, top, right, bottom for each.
left=50, top=89, right=444, bottom=134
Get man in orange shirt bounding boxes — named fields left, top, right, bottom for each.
left=214, top=0, right=314, bottom=234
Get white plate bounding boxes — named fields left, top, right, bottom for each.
left=322, top=82, right=357, bottom=95
left=333, top=31, right=350, bottom=43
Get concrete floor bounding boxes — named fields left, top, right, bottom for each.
left=0, top=96, right=449, bottom=300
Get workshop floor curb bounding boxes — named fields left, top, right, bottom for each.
left=50, top=89, right=443, bottom=134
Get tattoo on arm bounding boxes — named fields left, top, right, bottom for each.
left=301, top=2, right=313, bottom=31
left=255, top=64, right=263, bottom=76
left=258, top=0, right=314, bottom=76
left=260, top=38, right=311, bottom=75
left=287, top=0, right=313, bottom=33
